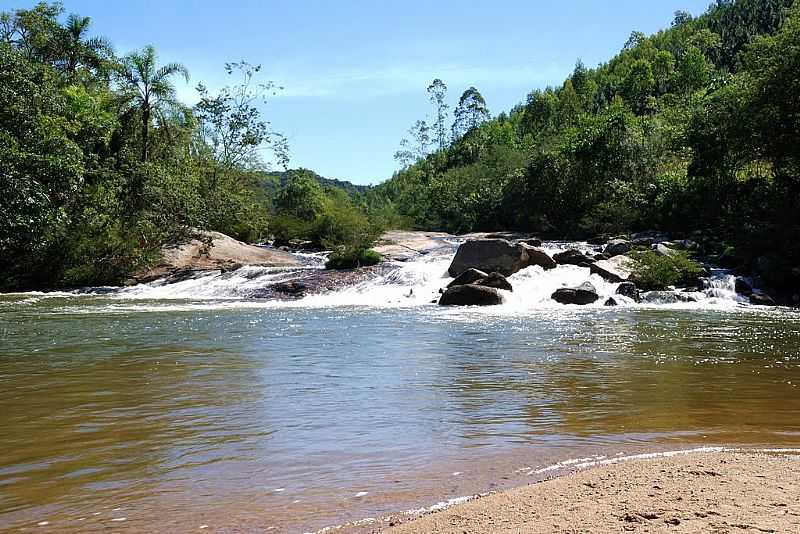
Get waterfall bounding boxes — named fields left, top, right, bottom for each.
left=109, top=242, right=749, bottom=310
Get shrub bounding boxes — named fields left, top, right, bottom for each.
left=325, top=248, right=382, bottom=270
left=630, top=249, right=703, bottom=290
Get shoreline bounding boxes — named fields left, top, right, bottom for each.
left=379, top=448, right=800, bottom=533
left=319, top=447, right=800, bottom=534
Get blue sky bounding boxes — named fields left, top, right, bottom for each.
left=9, top=0, right=710, bottom=184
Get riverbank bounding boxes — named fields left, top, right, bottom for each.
left=383, top=450, right=800, bottom=533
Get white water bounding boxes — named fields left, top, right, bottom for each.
left=107, top=241, right=754, bottom=312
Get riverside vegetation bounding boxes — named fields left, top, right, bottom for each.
left=1, top=0, right=799, bottom=303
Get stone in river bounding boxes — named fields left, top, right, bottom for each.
left=439, top=284, right=505, bottom=306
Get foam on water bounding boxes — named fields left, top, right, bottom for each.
left=2, top=241, right=763, bottom=313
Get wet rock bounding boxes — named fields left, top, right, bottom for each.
left=749, top=292, right=776, bottom=306
left=439, top=284, right=504, bottom=306
left=734, top=277, right=753, bottom=296
left=271, top=281, right=307, bottom=296
left=641, top=291, right=697, bottom=304
left=616, top=281, right=641, bottom=302
left=447, top=239, right=556, bottom=277
left=448, top=268, right=489, bottom=288
left=604, top=239, right=632, bottom=257
left=551, top=282, right=600, bottom=305
left=476, top=272, right=513, bottom=292
left=604, top=297, right=618, bottom=306
left=590, top=255, right=635, bottom=283
left=553, top=249, right=595, bottom=266
left=523, top=238, right=542, bottom=247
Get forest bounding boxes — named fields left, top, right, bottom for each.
left=1, top=0, right=799, bottom=296
left=380, top=0, right=799, bottom=296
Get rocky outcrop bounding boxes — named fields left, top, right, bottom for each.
left=551, top=282, right=600, bottom=305
left=439, top=284, right=504, bottom=306
left=616, top=281, right=641, bottom=302
left=447, top=239, right=555, bottom=277
left=604, top=297, right=618, bottom=306
left=604, top=239, right=632, bottom=257
left=553, top=249, right=595, bottom=266
left=373, top=230, right=454, bottom=262
left=590, top=255, right=635, bottom=283
left=138, top=230, right=301, bottom=283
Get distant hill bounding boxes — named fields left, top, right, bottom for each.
left=268, top=169, right=369, bottom=196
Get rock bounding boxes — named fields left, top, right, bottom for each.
left=587, top=236, right=608, bottom=245
left=553, top=249, right=595, bottom=266
left=447, top=239, right=555, bottom=277
left=523, top=238, right=542, bottom=247
left=641, top=291, right=697, bottom=304
left=590, top=255, right=635, bottom=283
left=632, top=237, right=654, bottom=247
left=373, top=230, right=454, bottom=262
left=749, top=292, right=776, bottom=306
left=616, top=281, right=641, bottom=302
left=518, top=243, right=558, bottom=271
left=476, top=272, right=513, bottom=292
left=138, top=230, right=301, bottom=282
left=604, top=239, right=632, bottom=257
left=653, top=243, right=679, bottom=257
left=551, top=282, right=600, bottom=305
left=448, top=268, right=489, bottom=288
left=594, top=253, right=609, bottom=261
left=439, top=285, right=504, bottom=306
left=734, top=277, right=753, bottom=296
left=604, top=297, right=618, bottom=306
left=271, top=281, right=307, bottom=296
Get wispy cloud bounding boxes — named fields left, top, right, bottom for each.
left=270, top=61, right=568, bottom=99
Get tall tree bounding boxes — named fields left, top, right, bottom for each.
left=194, top=61, right=288, bottom=171
left=114, top=45, right=189, bottom=162
left=452, top=87, right=489, bottom=140
left=57, top=13, right=112, bottom=77
left=427, top=78, right=449, bottom=150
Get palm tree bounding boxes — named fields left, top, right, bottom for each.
left=59, top=14, right=113, bottom=76
left=115, top=45, right=189, bottom=162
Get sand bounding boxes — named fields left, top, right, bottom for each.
left=385, top=451, right=800, bottom=533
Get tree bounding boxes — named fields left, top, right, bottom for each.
left=452, top=87, right=489, bottom=140
left=114, top=45, right=189, bottom=162
left=194, top=61, right=288, bottom=171
left=394, top=119, right=430, bottom=167
left=57, top=13, right=112, bottom=77
left=427, top=78, right=449, bottom=150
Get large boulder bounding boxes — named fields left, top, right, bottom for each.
left=590, top=255, right=635, bottom=283
left=653, top=243, right=679, bottom=257
left=734, top=277, right=753, bottom=296
left=439, top=284, right=504, bottom=306
left=553, top=249, right=595, bottom=266
left=551, top=281, right=600, bottom=305
left=616, top=281, right=641, bottom=302
left=604, top=239, right=632, bottom=257
left=447, top=239, right=555, bottom=277
left=447, top=268, right=488, bottom=288
left=137, top=230, right=301, bottom=282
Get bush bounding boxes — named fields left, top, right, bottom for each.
left=325, top=248, right=382, bottom=270
left=630, top=249, right=703, bottom=290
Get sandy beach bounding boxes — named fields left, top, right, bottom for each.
left=384, top=451, right=800, bottom=533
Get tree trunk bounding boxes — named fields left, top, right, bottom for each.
left=141, top=107, right=150, bottom=163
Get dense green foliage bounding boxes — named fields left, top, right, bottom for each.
left=378, top=0, right=800, bottom=293
left=630, top=249, right=704, bottom=290
left=0, top=3, right=384, bottom=290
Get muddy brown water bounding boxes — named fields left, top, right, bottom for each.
left=1, top=293, right=799, bottom=532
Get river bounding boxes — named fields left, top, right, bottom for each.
left=1, top=240, right=799, bottom=532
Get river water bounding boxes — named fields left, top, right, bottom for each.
left=1, top=242, right=799, bottom=532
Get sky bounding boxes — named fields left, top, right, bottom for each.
left=8, top=0, right=711, bottom=184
